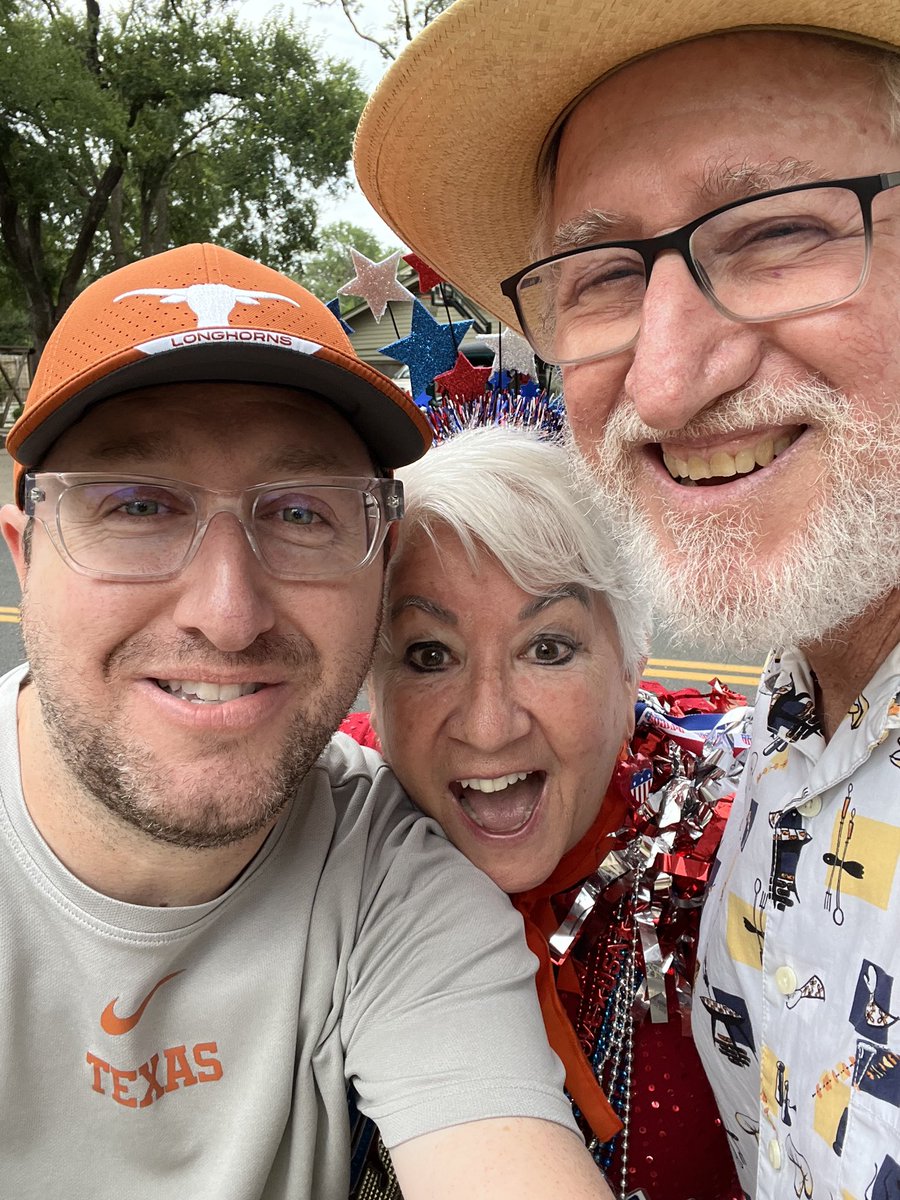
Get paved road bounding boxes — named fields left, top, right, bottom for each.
left=0, top=454, right=25, bottom=673
left=644, top=639, right=761, bottom=702
left=0, top=451, right=761, bottom=699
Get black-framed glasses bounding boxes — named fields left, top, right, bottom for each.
left=24, top=473, right=404, bottom=582
left=501, top=172, right=900, bottom=366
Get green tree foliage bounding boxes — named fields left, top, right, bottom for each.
left=0, top=0, right=368, bottom=354
left=299, top=220, right=397, bottom=302
left=0, top=257, right=30, bottom=347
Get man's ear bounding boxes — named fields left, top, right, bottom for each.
left=1, top=504, right=29, bottom=588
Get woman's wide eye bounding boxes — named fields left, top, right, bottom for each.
left=527, top=637, right=576, bottom=665
left=405, top=642, right=451, bottom=672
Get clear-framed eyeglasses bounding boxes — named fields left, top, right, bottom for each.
left=500, top=172, right=900, bottom=366
left=24, top=473, right=405, bottom=582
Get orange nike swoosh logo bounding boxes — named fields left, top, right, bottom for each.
left=100, top=970, right=184, bottom=1036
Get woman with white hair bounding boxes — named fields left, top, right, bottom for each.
left=349, top=425, right=743, bottom=1200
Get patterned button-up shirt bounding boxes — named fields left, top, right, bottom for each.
left=694, top=643, right=900, bottom=1200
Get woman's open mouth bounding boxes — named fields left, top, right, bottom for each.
left=449, top=771, right=546, bottom=835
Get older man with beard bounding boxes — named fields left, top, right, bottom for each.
left=355, top=2, right=900, bottom=1195
left=0, top=243, right=615, bottom=1200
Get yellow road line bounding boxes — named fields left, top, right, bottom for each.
left=0, top=609, right=765, bottom=683
left=644, top=667, right=757, bottom=687
left=647, top=656, right=763, bottom=675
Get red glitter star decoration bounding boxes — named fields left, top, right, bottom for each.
left=433, top=352, right=492, bottom=401
left=403, top=252, right=445, bottom=293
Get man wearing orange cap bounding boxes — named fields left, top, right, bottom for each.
left=0, top=243, right=613, bottom=1199
left=356, top=3, right=900, bottom=1197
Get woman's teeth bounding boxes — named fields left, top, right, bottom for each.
left=456, top=772, right=531, bottom=793
left=663, top=431, right=798, bottom=483
left=156, top=680, right=262, bottom=703
left=455, top=772, right=542, bottom=834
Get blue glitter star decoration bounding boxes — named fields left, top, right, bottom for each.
left=379, top=300, right=472, bottom=399
left=326, top=297, right=355, bottom=335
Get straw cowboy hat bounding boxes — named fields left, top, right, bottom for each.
left=354, top=0, right=900, bottom=329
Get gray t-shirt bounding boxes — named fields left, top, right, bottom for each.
left=0, top=665, right=575, bottom=1198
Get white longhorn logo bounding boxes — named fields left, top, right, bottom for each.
left=114, top=283, right=300, bottom=328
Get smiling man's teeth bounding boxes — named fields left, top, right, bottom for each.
left=663, top=431, right=797, bottom=482
left=157, top=680, right=262, bottom=703
left=457, top=772, right=530, bottom=793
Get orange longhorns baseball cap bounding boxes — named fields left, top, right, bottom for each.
left=7, top=243, right=432, bottom=505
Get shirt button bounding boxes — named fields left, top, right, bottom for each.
left=775, top=966, right=798, bottom=996
left=768, top=1139, right=783, bottom=1170
left=797, top=794, right=822, bottom=817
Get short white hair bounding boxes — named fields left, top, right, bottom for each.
left=391, top=425, right=650, bottom=679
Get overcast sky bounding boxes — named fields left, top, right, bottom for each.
left=237, top=0, right=405, bottom=246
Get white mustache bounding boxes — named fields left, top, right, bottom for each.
left=600, top=376, right=851, bottom=448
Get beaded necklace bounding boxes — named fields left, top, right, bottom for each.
left=548, top=691, right=751, bottom=1200
left=583, top=884, right=639, bottom=1192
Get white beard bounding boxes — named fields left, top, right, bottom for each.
left=573, top=379, right=900, bottom=656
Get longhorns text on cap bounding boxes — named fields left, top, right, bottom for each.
left=113, top=283, right=302, bottom=329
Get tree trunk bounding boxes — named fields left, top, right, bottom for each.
left=106, top=179, right=129, bottom=269
left=84, top=0, right=101, bottom=75
left=55, top=153, right=127, bottom=316
left=0, top=151, right=127, bottom=364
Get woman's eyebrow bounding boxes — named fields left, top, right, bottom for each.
left=389, top=595, right=458, bottom=625
left=518, top=585, right=590, bottom=621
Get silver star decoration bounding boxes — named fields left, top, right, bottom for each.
left=475, top=327, right=537, bottom=378
left=338, top=249, right=416, bottom=322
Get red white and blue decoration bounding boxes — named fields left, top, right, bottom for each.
left=336, top=241, right=567, bottom=442
left=338, top=248, right=416, bottom=321
left=402, top=251, right=445, bottom=294
left=326, top=297, right=355, bottom=335
left=433, top=352, right=492, bottom=401
left=379, top=299, right=472, bottom=399
left=475, top=327, right=537, bottom=380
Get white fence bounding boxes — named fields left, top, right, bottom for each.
left=0, top=350, right=31, bottom=432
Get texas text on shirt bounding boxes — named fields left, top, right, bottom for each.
left=0, top=662, right=578, bottom=1198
